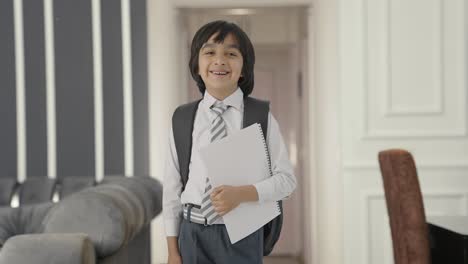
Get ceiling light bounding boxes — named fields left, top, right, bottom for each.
left=226, top=9, right=256, bottom=16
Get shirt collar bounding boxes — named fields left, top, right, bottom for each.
left=202, top=87, right=244, bottom=112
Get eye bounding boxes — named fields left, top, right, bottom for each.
left=204, top=51, right=214, bottom=55
left=229, top=52, right=237, bottom=57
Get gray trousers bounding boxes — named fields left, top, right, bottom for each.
left=178, top=219, right=264, bottom=264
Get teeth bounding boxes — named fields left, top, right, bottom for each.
left=212, top=71, right=228, bottom=75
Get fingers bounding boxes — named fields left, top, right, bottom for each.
left=210, top=186, right=224, bottom=200
left=211, top=188, right=222, bottom=197
left=212, top=201, right=228, bottom=215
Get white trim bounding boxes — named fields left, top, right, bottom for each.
left=362, top=129, right=467, bottom=138
left=306, top=7, right=318, bottom=264
left=383, top=0, right=444, bottom=116
left=122, top=0, right=134, bottom=177
left=14, top=0, right=26, bottom=183
left=147, top=1, right=334, bottom=264
left=147, top=1, right=183, bottom=263
left=92, top=0, right=104, bottom=182
left=172, top=0, right=311, bottom=8
left=44, top=0, right=57, bottom=179
left=361, top=0, right=466, bottom=139
left=344, top=161, right=468, bottom=170
left=362, top=191, right=468, bottom=263
left=312, top=0, right=342, bottom=263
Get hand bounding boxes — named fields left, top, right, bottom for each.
left=166, top=236, right=181, bottom=264
left=210, top=185, right=241, bottom=216
left=168, top=254, right=182, bottom=264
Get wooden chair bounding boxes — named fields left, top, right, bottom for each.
left=378, top=149, right=431, bottom=264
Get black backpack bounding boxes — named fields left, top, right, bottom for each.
left=172, top=96, right=283, bottom=256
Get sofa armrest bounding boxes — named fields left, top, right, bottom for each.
left=42, top=176, right=162, bottom=258
left=0, top=233, right=96, bottom=264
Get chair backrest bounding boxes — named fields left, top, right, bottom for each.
left=378, top=149, right=430, bottom=264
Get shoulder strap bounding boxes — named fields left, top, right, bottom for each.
left=242, top=97, right=270, bottom=135
left=173, top=97, right=270, bottom=189
left=172, top=99, right=201, bottom=190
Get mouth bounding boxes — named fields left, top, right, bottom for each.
left=209, top=70, right=230, bottom=76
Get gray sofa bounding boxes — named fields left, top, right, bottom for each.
left=0, top=176, right=162, bottom=264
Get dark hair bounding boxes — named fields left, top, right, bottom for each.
left=189, top=20, right=255, bottom=97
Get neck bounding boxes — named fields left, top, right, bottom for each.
left=206, top=86, right=237, bottom=101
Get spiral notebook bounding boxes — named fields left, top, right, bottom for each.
left=199, top=123, right=281, bottom=244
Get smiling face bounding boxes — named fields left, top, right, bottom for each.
left=197, top=33, right=244, bottom=100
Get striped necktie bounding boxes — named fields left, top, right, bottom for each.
left=200, top=101, right=229, bottom=224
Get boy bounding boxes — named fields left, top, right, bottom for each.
left=163, top=20, right=297, bottom=264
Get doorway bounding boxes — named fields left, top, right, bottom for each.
left=181, top=7, right=307, bottom=262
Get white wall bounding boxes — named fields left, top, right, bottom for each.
left=340, top=0, right=468, bottom=263
left=149, top=0, right=468, bottom=263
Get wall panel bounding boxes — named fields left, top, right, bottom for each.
left=341, top=0, right=468, bottom=263
left=0, top=0, right=18, bottom=178
left=54, top=0, right=95, bottom=176
left=24, top=0, right=48, bottom=177
left=131, top=0, right=149, bottom=176
left=102, top=0, right=125, bottom=176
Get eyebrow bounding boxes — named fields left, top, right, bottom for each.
left=201, top=43, right=240, bottom=50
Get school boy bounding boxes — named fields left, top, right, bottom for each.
left=163, top=20, right=297, bottom=264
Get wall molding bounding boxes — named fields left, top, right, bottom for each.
left=361, top=128, right=467, bottom=139
left=344, top=161, right=468, bottom=170
left=361, top=0, right=467, bottom=139
left=362, top=190, right=468, bottom=264
left=383, top=0, right=444, bottom=116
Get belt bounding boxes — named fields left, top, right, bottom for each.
left=183, top=203, right=209, bottom=226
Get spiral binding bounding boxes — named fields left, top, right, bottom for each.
left=256, top=123, right=281, bottom=214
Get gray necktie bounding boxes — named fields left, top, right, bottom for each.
left=200, top=101, right=229, bottom=224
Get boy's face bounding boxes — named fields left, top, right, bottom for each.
left=198, top=33, right=243, bottom=97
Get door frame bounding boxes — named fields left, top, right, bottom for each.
left=147, top=1, right=341, bottom=263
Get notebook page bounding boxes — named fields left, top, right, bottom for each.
left=199, top=123, right=280, bottom=243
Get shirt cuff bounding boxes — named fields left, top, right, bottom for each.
left=164, top=217, right=181, bottom=237
left=253, top=180, right=272, bottom=203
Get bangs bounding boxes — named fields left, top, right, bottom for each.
left=189, top=20, right=255, bottom=97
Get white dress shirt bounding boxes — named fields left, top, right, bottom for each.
left=163, top=88, right=297, bottom=237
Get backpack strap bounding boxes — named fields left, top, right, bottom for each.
left=172, top=99, right=202, bottom=190
left=242, top=97, right=269, bottom=135
left=172, top=97, right=270, bottom=189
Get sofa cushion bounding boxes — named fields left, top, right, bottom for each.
left=59, top=176, right=95, bottom=198
left=101, top=176, right=163, bottom=221
left=19, top=178, right=56, bottom=205
left=0, top=202, right=53, bottom=247
left=0, top=179, right=16, bottom=207
left=0, top=207, right=15, bottom=247
left=0, top=233, right=95, bottom=264
left=80, top=185, right=144, bottom=243
left=42, top=191, right=126, bottom=257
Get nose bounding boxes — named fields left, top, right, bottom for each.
left=213, top=54, right=226, bottom=65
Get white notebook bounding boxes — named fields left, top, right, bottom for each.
left=199, top=123, right=281, bottom=244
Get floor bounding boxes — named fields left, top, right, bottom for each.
left=263, top=256, right=301, bottom=264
